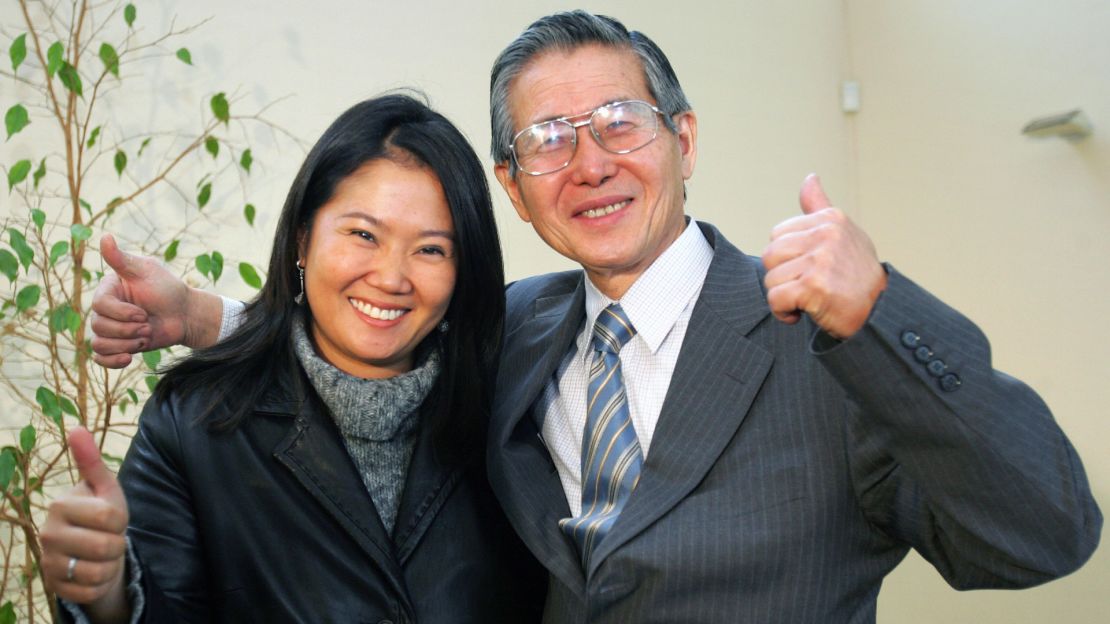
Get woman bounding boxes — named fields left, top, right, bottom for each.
left=41, top=94, right=544, bottom=623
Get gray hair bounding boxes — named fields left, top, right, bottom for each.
left=490, top=11, right=692, bottom=174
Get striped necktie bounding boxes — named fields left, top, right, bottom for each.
left=559, top=303, right=643, bottom=569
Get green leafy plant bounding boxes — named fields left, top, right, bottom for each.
left=1, top=2, right=277, bottom=619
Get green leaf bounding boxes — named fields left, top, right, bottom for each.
left=8, top=229, right=33, bottom=269
left=32, top=158, right=46, bottom=188
left=114, top=150, right=127, bottom=177
left=60, top=396, right=78, bottom=416
left=9, top=33, right=27, bottom=73
left=31, top=209, right=45, bottom=231
left=205, top=136, right=219, bottom=158
left=137, top=136, right=152, bottom=156
left=19, top=424, right=36, bottom=453
left=79, top=197, right=92, bottom=215
left=35, top=387, right=62, bottom=422
left=98, top=43, right=120, bottom=77
left=239, top=149, right=253, bottom=173
left=210, top=92, right=229, bottom=125
left=16, top=284, right=40, bottom=311
left=7, top=159, right=31, bottom=191
left=211, top=251, right=224, bottom=282
left=46, top=42, right=63, bottom=78
left=238, top=262, right=262, bottom=289
left=0, top=250, right=17, bottom=282
left=71, top=223, right=93, bottom=241
left=48, top=304, right=81, bottom=335
left=124, top=4, right=137, bottom=27
left=49, top=241, right=68, bottom=267
left=176, top=48, right=192, bottom=65
left=86, top=125, right=101, bottom=148
left=164, top=239, right=179, bottom=262
left=49, top=305, right=69, bottom=333
left=101, top=452, right=124, bottom=466
left=58, top=62, right=84, bottom=97
left=197, top=182, right=211, bottom=209
left=195, top=253, right=211, bottom=278
left=244, top=203, right=256, bottom=226
left=141, top=349, right=161, bottom=371
left=126, top=388, right=138, bottom=403
left=5, top=104, right=29, bottom=140
left=65, top=306, right=81, bottom=333
left=144, top=375, right=158, bottom=392
left=0, top=449, right=16, bottom=490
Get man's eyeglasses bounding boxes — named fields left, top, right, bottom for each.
left=509, top=100, right=669, bottom=176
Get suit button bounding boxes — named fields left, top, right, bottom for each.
left=901, top=330, right=920, bottom=348
left=939, top=373, right=962, bottom=392
left=927, top=359, right=947, bottom=377
left=914, top=345, right=933, bottom=363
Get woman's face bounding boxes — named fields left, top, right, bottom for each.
left=300, top=158, right=457, bottom=379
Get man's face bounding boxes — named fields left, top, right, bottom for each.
left=494, top=45, right=697, bottom=298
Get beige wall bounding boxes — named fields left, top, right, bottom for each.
left=1, top=0, right=1104, bottom=620
left=847, top=1, right=1109, bottom=621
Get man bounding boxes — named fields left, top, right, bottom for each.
left=88, top=11, right=1099, bottom=623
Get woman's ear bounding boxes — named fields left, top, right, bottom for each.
left=296, top=227, right=307, bottom=266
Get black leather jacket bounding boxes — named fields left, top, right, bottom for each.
left=116, top=369, right=544, bottom=623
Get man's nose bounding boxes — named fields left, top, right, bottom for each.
left=567, top=124, right=617, bottom=187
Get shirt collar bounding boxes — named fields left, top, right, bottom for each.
left=580, top=220, right=714, bottom=357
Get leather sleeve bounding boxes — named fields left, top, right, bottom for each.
left=816, top=266, right=1102, bottom=589
left=117, top=395, right=212, bottom=623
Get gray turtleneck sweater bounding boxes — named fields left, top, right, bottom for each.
left=292, top=317, right=440, bottom=534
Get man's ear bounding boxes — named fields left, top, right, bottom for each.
left=493, top=162, right=532, bottom=223
left=674, top=110, right=698, bottom=180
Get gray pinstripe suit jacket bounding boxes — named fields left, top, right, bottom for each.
left=487, top=221, right=1101, bottom=623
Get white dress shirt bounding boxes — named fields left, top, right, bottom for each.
left=538, top=221, right=714, bottom=515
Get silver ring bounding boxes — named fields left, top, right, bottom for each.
left=66, top=556, right=78, bottom=582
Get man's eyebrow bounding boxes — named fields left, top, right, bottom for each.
left=530, top=99, right=628, bottom=125
left=339, top=212, right=454, bottom=239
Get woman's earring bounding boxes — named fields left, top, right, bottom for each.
left=295, top=264, right=305, bottom=304
left=438, top=320, right=449, bottom=333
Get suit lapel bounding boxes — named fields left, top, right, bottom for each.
left=489, top=277, right=588, bottom=595
left=269, top=385, right=411, bottom=607
left=588, top=224, right=775, bottom=573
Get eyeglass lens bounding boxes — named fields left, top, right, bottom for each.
left=513, top=101, right=660, bottom=175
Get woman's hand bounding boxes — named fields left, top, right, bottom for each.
left=41, top=428, right=132, bottom=623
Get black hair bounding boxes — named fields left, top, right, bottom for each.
left=156, top=93, right=505, bottom=463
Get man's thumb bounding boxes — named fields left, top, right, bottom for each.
left=68, top=427, right=118, bottom=497
left=100, top=234, right=141, bottom=279
left=799, top=173, right=833, bottom=215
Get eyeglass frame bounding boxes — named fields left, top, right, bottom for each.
left=508, top=99, right=677, bottom=176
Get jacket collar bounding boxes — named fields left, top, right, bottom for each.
left=490, top=221, right=776, bottom=582
left=262, top=361, right=461, bottom=609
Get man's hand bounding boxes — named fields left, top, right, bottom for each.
left=762, top=174, right=887, bottom=339
left=41, top=428, right=131, bottom=622
left=90, top=234, right=222, bottom=367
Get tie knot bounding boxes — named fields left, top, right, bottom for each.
left=591, top=304, right=636, bottom=354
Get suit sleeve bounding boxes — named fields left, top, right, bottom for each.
left=117, top=395, right=212, bottom=622
left=815, top=266, right=1102, bottom=589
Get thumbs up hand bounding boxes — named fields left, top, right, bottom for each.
left=41, top=428, right=131, bottom=620
left=762, top=174, right=887, bottom=339
left=90, top=234, right=194, bottom=368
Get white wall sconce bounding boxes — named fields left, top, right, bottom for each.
left=1021, top=109, right=1093, bottom=141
